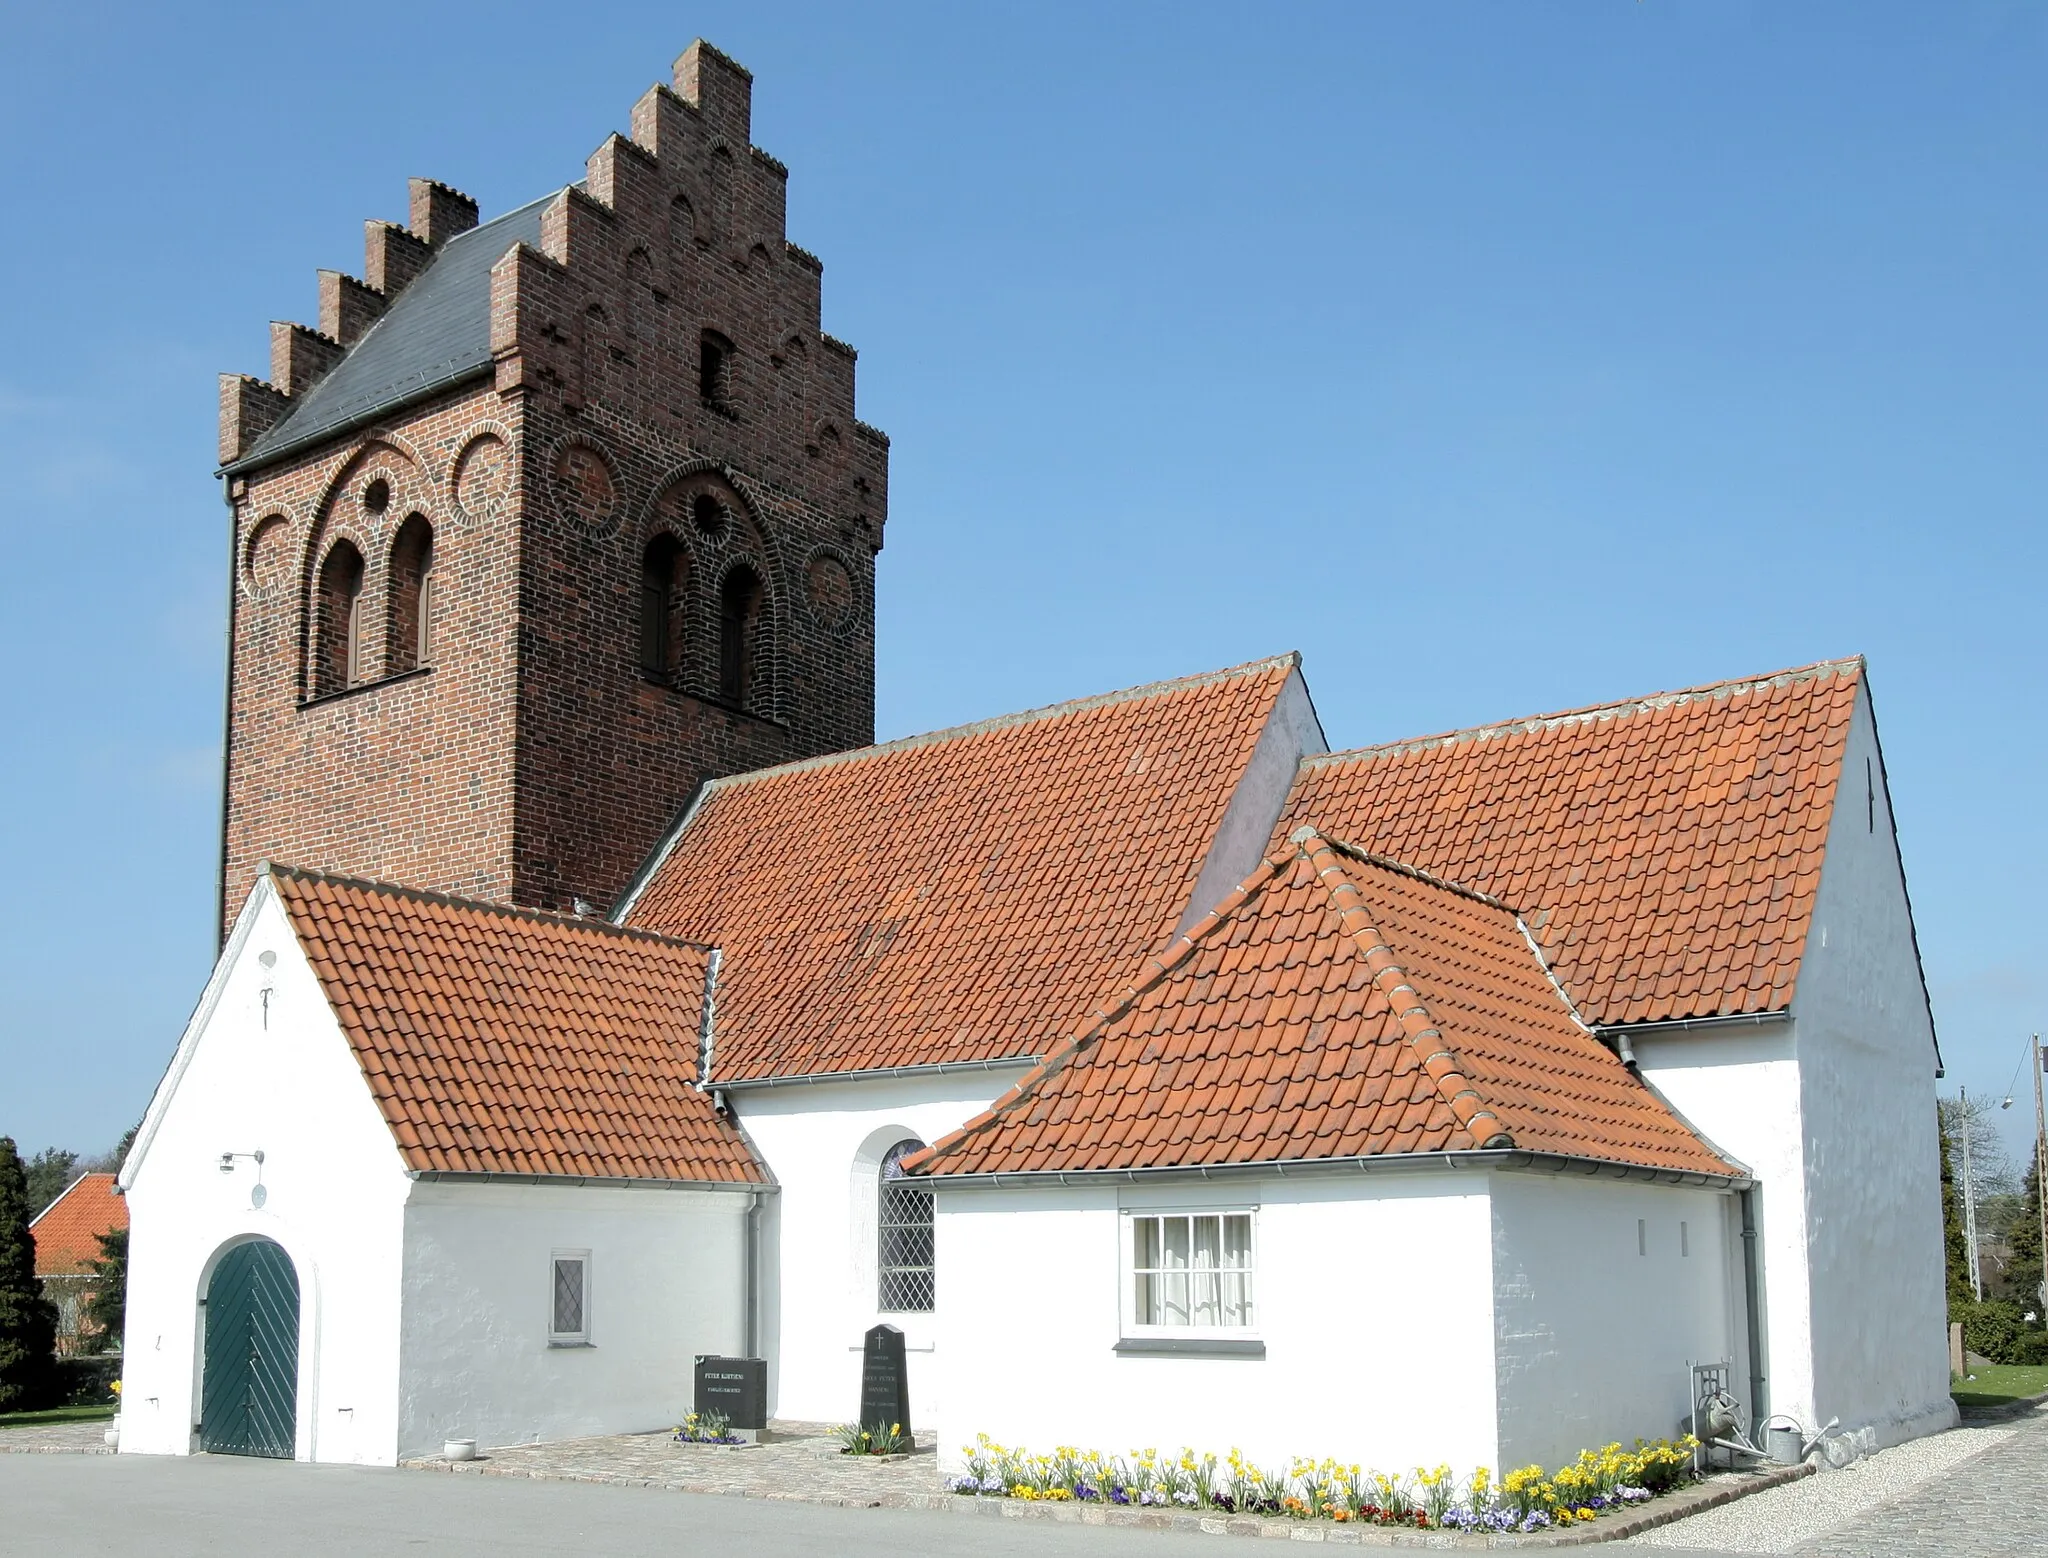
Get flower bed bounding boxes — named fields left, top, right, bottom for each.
left=948, top=1434, right=1698, bottom=1532
left=672, top=1410, right=745, bottom=1446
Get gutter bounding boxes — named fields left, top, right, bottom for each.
left=716, top=1056, right=1039, bottom=1092
left=407, top=1170, right=773, bottom=1194
left=1596, top=1010, right=1791, bottom=1039
left=919, top=1147, right=1751, bottom=1193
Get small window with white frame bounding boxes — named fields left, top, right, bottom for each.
left=1124, top=1210, right=1255, bottom=1334
left=549, top=1250, right=591, bottom=1345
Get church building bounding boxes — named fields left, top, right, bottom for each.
left=116, top=42, right=1953, bottom=1475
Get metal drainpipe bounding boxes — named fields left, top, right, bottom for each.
left=215, top=476, right=240, bottom=949
left=743, top=1190, right=762, bottom=1358
left=1740, top=1187, right=1767, bottom=1421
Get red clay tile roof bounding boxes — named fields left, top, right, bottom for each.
left=911, top=830, right=1738, bottom=1180
left=29, top=1173, right=127, bottom=1277
left=623, top=657, right=1299, bottom=1081
left=270, top=866, right=763, bottom=1183
left=1275, top=659, right=1863, bottom=1028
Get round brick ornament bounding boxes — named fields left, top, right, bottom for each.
left=452, top=432, right=512, bottom=527
left=551, top=439, right=620, bottom=536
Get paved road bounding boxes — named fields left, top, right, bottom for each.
left=3, top=1409, right=2041, bottom=1557
left=0, top=1452, right=1237, bottom=1558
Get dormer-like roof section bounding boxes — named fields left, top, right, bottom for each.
left=1276, top=659, right=1864, bottom=1028
left=911, top=831, right=1737, bottom=1180
left=269, top=865, right=762, bottom=1184
left=623, top=657, right=1300, bottom=1081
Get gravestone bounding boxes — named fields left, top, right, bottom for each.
left=694, top=1355, right=767, bottom=1434
left=857, top=1323, right=912, bottom=1440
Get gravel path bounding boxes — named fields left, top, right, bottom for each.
left=1626, top=1417, right=2028, bottom=1553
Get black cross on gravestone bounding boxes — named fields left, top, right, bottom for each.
left=858, top=1323, right=911, bottom=1441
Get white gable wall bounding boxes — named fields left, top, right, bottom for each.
left=395, top=1180, right=750, bottom=1458
left=1490, top=1172, right=1739, bottom=1471
left=117, top=884, right=414, bottom=1464
left=932, top=1174, right=1500, bottom=1475
left=732, top=1068, right=1030, bottom=1426
left=1781, top=682, right=1951, bottom=1448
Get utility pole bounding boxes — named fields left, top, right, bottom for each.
left=1961, top=1085, right=1983, bottom=1302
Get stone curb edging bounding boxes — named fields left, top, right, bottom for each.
left=1955, top=1391, right=2048, bottom=1425
left=0, top=1442, right=114, bottom=1456
left=402, top=1456, right=1811, bottom=1547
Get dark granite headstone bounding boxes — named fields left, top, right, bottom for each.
left=857, top=1323, right=911, bottom=1438
left=694, top=1355, right=767, bottom=1430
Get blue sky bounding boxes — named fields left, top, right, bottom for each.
left=1, top=1, right=2042, bottom=1162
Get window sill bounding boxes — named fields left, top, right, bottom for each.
left=299, top=665, right=433, bottom=710
left=547, top=1340, right=595, bottom=1350
left=1113, top=1337, right=1265, bottom=1359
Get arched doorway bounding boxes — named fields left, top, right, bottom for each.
left=200, top=1239, right=300, bottom=1458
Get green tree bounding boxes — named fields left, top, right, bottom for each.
left=79, top=1226, right=126, bottom=1356
left=0, top=1136, right=60, bottom=1410
left=2007, top=1154, right=2043, bottom=1319
left=22, top=1148, right=79, bottom=1220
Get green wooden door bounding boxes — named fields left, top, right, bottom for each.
left=200, top=1239, right=300, bottom=1458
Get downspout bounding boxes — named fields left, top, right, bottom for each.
left=215, top=476, right=240, bottom=949
left=744, top=1190, right=762, bottom=1358
left=1740, top=1187, right=1767, bottom=1420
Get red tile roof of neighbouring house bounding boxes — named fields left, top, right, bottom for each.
left=268, top=866, right=763, bottom=1184
left=623, top=656, right=1301, bottom=1082
left=29, top=1173, right=127, bottom=1277
left=910, top=830, right=1739, bottom=1181
left=1274, top=659, right=1865, bottom=1029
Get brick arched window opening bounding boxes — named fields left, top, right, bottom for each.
left=700, top=330, right=734, bottom=413
left=315, top=540, right=366, bottom=695
left=639, top=534, right=688, bottom=678
left=387, top=515, right=435, bottom=674
left=718, top=563, right=764, bottom=710
left=877, top=1140, right=934, bottom=1313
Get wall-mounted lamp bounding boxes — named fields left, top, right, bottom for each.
left=218, top=1150, right=265, bottom=1175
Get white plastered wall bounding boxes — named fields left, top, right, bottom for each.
left=931, top=1174, right=1500, bottom=1475
left=117, top=882, right=414, bottom=1464
left=1490, top=1172, right=1739, bottom=1470
left=395, top=1180, right=750, bottom=1458
left=732, top=1068, right=1029, bottom=1426
left=1782, top=681, right=1952, bottom=1448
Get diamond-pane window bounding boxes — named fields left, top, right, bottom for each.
left=877, top=1140, right=934, bottom=1312
left=550, top=1253, right=589, bottom=1342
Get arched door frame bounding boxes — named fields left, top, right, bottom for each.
left=190, top=1230, right=321, bottom=1460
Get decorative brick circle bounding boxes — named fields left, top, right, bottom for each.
left=804, top=550, right=856, bottom=630
left=452, top=432, right=511, bottom=528
left=242, top=514, right=294, bottom=599
left=551, top=438, right=620, bottom=536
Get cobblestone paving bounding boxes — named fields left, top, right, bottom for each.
left=405, top=1424, right=947, bottom=1506
left=1795, top=1414, right=2048, bottom=1558
left=0, top=1420, right=114, bottom=1454
left=1631, top=1407, right=2045, bottom=1556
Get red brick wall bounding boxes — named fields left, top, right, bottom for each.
left=219, top=42, right=884, bottom=929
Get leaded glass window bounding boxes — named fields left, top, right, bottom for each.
left=877, top=1139, right=934, bottom=1313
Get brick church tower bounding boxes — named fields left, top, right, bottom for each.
left=215, top=42, right=886, bottom=929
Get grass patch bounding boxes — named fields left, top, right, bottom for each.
left=1952, top=1364, right=2048, bottom=1410
left=0, top=1404, right=116, bottom=1429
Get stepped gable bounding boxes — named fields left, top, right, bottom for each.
left=909, top=830, right=1738, bottom=1180
left=28, top=1173, right=127, bottom=1277
left=622, top=656, right=1299, bottom=1081
left=269, top=865, right=762, bottom=1184
left=1276, top=659, right=1864, bottom=1029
